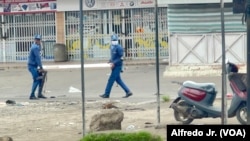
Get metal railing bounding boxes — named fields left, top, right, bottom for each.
left=0, top=8, right=169, bottom=62
left=0, top=13, right=56, bottom=62
left=65, top=7, right=168, bottom=61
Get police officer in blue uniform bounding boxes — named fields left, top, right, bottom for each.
left=100, top=34, right=133, bottom=98
left=27, top=34, right=47, bottom=100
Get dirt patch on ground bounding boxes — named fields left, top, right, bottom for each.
left=0, top=99, right=172, bottom=141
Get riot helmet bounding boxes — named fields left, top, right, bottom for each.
left=34, top=34, right=42, bottom=40
left=111, top=34, right=118, bottom=41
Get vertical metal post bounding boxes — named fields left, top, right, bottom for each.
left=220, top=0, right=227, bottom=125
left=121, top=9, right=125, bottom=48
left=1, top=15, right=6, bottom=62
left=79, top=0, right=86, bottom=136
left=247, top=0, right=250, bottom=124
left=155, top=0, right=160, bottom=125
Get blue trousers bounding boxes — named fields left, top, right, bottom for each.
left=104, top=65, right=131, bottom=96
left=28, top=66, right=42, bottom=97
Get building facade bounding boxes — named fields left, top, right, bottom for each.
left=164, top=0, right=246, bottom=65
left=0, top=0, right=245, bottom=65
left=0, top=0, right=168, bottom=62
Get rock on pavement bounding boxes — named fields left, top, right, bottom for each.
left=89, top=109, right=124, bottom=132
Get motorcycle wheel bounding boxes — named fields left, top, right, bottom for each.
left=236, top=104, right=247, bottom=125
left=173, top=100, right=194, bottom=125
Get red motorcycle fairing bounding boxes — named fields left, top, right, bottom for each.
left=227, top=73, right=247, bottom=99
left=230, top=80, right=247, bottom=99
left=181, top=87, right=206, bottom=101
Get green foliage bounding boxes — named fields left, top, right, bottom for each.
left=81, top=131, right=163, bottom=141
left=162, top=95, right=170, bottom=102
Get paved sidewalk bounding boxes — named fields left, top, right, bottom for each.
left=3, top=59, right=245, bottom=77
left=0, top=59, right=169, bottom=70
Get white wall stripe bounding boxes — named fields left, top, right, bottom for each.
left=43, top=63, right=110, bottom=69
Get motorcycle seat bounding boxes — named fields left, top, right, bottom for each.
left=183, top=81, right=216, bottom=93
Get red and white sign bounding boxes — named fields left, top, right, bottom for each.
left=2, top=0, right=56, bottom=3
left=139, top=0, right=154, bottom=5
left=0, top=0, right=56, bottom=14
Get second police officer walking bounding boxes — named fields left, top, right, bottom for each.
left=100, top=34, right=133, bottom=98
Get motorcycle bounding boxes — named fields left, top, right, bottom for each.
left=169, top=61, right=247, bottom=125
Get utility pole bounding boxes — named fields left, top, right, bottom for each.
left=154, top=0, right=160, bottom=125
left=246, top=0, right=250, bottom=124
left=79, top=0, right=86, bottom=136
left=220, top=0, right=227, bottom=125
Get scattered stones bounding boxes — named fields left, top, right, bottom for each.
left=102, top=102, right=118, bottom=109
left=154, top=124, right=166, bottom=129
left=0, top=136, right=13, bottom=141
left=126, top=125, right=135, bottom=131
left=144, top=122, right=154, bottom=128
left=124, top=107, right=145, bottom=111
left=5, top=100, right=16, bottom=105
left=68, top=101, right=79, bottom=105
left=145, top=122, right=153, bottom=124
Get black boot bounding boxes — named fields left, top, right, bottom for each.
left=38, top=95, right=47, bottom=99
left=38, top=86, right=47, bottom=99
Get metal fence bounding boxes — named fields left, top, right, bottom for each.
left=0, top=8, right=168, bottom=63
left=65, top=7, right=168, bottom=61
left=0, top=13, right=56, bottom=62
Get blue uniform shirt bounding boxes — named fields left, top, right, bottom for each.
left=110, top=44, right=123, bottom=66
left=27, top=43, right=43, bottom=68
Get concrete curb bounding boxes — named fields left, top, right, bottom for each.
left=0, top=59, right=169, bottom=70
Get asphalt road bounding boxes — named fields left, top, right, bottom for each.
left=0, top=64, right=232, bottom=103
left=0, top=64, right=242, bottom=127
